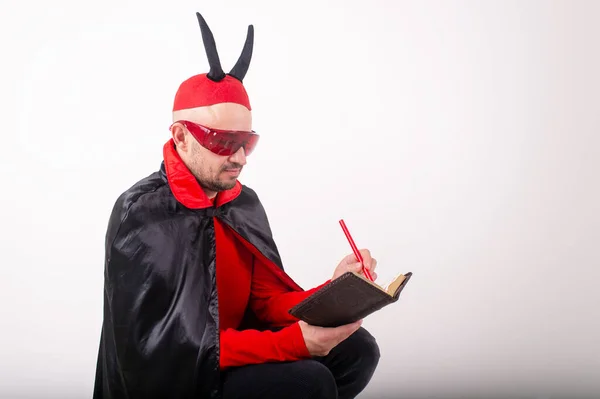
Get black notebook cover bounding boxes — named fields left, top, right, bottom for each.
left=288, top=271, right=412, bottom=328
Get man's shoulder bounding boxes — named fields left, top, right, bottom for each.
left=239, top=183, right=259, bottom=201
left=118, top=171, right=165, bottom=204
left=234, top=183, right=269, bottom=210
left=109, top=168, right=175, bottom=228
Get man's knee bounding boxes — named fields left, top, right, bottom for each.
left=327, top=326, right=381, bottom=376
left=295, top=360, right=338, bottom=398
left=322, top=327, right=381, bottom=398
left=348, top=327, right=381, bottom=375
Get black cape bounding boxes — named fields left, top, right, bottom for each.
left=93, top=141, right=303, bottom=398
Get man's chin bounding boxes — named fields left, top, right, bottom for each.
left=221, top=180, right=238, bottom=190
left=198, top=178, right=237, bottom=194
left=215, top=176, right=239, bottom=191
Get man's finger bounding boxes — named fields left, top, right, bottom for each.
left=359, top=249, right=374, bottom=269
left=350, top=262, right=363, bottom=272
left=359, top=249, right=371, bottom=259
left=370, top=258, right=377, bottom=273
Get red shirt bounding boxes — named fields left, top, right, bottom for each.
left=161, top=141, right=330, bottom=370
left=213, top=214, right=329, bottom=370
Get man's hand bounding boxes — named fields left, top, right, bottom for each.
left=298, top=320, right=363, bottom=357
left=331, top=249, right=378, bottom=281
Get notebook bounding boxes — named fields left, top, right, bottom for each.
left=288, top=271, right=412, bottom=328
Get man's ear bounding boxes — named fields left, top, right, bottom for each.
left=171, top=123, right=188, bottom=151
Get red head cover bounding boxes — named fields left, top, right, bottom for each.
left=173, top=73, right=251, bottom=111
left=173, top=13, right=254, bottom=112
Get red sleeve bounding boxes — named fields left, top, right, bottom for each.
left=218, top=256, right=330, bottom=370
left=219, top=322, right=310, bottom=370
left=249, top=256, right=331, bottom=326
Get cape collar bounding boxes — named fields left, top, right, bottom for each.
left=162, top=139, right=242, bottom=209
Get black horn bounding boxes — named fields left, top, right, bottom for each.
left=229, top=25, right=254, bottom=82
left=196, top=12, right=226, bottom=81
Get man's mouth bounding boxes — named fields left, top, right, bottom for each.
left=224, top=168, right=241, bottom=176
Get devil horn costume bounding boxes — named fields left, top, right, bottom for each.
left=195, top=12, right=254, bottom=82
left=229, top=25, right=254, bottom=82
left=196, top=12, right=226, bottom=81
left=93, top=12, right=305, bottom=399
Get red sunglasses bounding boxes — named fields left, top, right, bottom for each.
left=171, top=120, right=259, bottom=157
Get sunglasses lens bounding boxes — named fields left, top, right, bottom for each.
left=243, top=134, right=259, bottom=156
left=181, top=121, right=259, bottom=156
left=205, top=132, right=259, bottom=156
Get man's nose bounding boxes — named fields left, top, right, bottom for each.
left=229, top=147, right=247, bottom=166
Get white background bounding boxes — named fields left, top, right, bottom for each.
left=1, top=0, right=599, bottom=398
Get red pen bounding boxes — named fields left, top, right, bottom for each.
left=339, top=219, right=374, bottom=282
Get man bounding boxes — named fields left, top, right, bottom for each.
left=93, top=12, right=380, bottom=399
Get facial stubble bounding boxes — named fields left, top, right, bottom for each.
left=189, top=142, right=242, bottom=193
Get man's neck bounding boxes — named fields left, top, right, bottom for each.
left=203, top=187, right=218, bottom=203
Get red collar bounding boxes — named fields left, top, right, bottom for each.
left=162, top=139, right=242, bottom=209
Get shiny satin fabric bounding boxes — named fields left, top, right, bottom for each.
left=93, top=162, right=298, bottom=399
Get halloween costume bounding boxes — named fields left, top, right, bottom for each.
left=93, top=12, right=379, bottom=399
left=92, top=12, right=327, bottom=399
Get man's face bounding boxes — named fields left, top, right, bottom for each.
left=171, top=103, right=253, bottom=197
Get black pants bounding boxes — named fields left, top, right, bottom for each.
left=221, top=327, right=380, bottom=399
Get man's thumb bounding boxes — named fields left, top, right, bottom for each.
left=351, top=262, right=362, bottom=272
